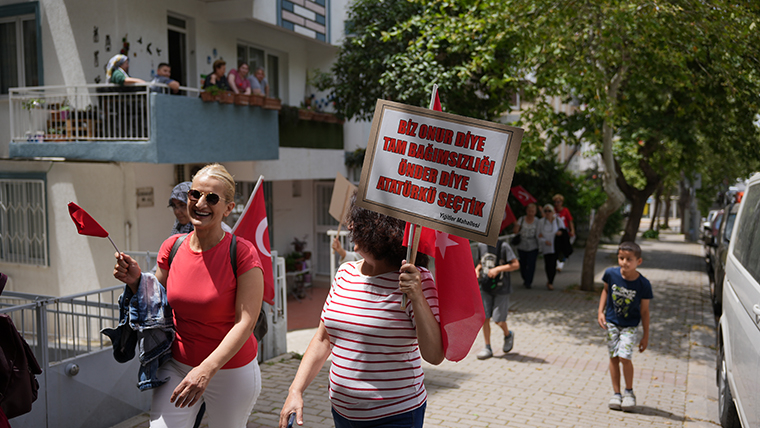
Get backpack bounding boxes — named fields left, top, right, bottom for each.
left=0, top=276, right=42, bottom=419
left=168, top=234, right=268, bottom=341
left=478, top=241, right=506, bottom=292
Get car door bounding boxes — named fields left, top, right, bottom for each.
left=724, top=181, right=760, bottom=426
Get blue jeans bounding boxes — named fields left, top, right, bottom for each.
left=332, top=403, right=426, bottom=428
left=518, top=249, right=539, bottom=287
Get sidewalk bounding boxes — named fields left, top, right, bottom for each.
left=113, top=231, right=719, bottom=427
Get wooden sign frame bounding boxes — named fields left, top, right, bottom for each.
left=356, top=99, right=523, bottom=245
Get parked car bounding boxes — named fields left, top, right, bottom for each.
left=705, top=209, right=724, bottom=274
left=706, top=202, right=740, bottom=315
left=717, top=172, right=760, bottom=427
left=702, top=209, right=720, bottom=243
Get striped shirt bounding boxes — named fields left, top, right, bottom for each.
left=322, top=261, right=440, bottom=421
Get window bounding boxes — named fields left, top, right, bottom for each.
left=0, top=178, right=47, bottom=266
left=0, top=3, right=41, bottom=95
left=237, top=42, right=280, bottom=98
left=733, top=183, right=760, bottom=276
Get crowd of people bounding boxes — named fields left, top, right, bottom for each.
left=105, top=54, right=270, bottom=97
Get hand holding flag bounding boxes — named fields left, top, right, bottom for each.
left=68, top=202, right=120, bottom=253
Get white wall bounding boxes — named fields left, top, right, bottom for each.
left=0, top=160, right=135, bottom=296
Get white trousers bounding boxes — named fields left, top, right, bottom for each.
left=149, top=358, right=261, bottom=428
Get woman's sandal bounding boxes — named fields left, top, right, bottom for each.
left=547, top=283, right=554, bottom=291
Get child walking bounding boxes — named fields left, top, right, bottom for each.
left=597, top=241, right=652, bottom=412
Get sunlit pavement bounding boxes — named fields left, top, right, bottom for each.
left=113, top=230, right=718, bottom=427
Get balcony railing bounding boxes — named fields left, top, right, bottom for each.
left=9, top=83, right=200, bottom=143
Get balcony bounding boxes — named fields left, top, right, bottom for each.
left=8, top=84, right=280, bottom=164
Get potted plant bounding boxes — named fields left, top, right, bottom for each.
left=249, top=93, right=265, bottom=107
left=298, top=108, right=314, bottom=121
left=234, top=93, right=249, bottom=106
left=263, top=97, right=282, bottom=110
left=220, top=90, right=236, bottom=104
left=201, top=85, right=222, bottom=102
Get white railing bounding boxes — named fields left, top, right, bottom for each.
left=9, top=83, right=200, bottom=143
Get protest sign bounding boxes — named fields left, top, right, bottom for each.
left=356, top=99, right=523, bottom=245
left=329, top=172, right=357, bottom=225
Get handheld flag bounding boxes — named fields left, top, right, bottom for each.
left=68, top=202, right=120, bottom=253
left=510, top=185, right=537, bottom=206
left=402, top=86, right=485, bottom=362
left=500, top=203, right=516, bottom=233
left=231, top=176, right=275, bottom=305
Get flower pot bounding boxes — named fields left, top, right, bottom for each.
left=249, top=94, right=265, bottom=107
left=201, top=91, right=215, bottom=102
left=234, top=94, right=249, bottom=106
left=263, top=97, right=282, bottom=110
left=220, top=91, right=236, bottom=104
left=298, top=109, right=314, bottom=121
left=312, top=112, right=329, bottom=122
left=325, top=113, right=340, bottom=124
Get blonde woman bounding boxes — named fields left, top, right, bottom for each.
left=114, top=164, right=264, bottom=427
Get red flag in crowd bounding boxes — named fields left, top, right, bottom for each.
left=68, top=202, right=109, bottom=237
left=500, top=204, right=516, bottom=233
left=231, top=176, right=275, bottom=305
left=402, top=86, right=485, bottom=362
left=510, top=185, right=537, bottom=206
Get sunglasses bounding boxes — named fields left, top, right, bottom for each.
left=544, top=209, right=553, bottom=213
left=187, top=189, right=225, bottom=206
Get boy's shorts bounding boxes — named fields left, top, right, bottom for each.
left=606, top=322, right=640, bottom=360
left=480, top=290, right=509, bottom=322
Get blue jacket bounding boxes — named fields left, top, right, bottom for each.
left=102, top=273, right=175, bottom=391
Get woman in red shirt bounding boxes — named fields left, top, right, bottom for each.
left=115, top=163, right=264, bottom=427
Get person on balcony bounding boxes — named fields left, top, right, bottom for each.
left=203, top=60, right=230, bottom=91
left=151, top=63, right=180, bottom=94
left=248, top=67, right=269, bottom=97
left=106, top=54, right=146, bottom=86
left=227, top=62, right=251, bottom=95
left=114, top=163, right=264, bottom=427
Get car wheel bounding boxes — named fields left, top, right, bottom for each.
left=718, top=340, right=741, bottom=427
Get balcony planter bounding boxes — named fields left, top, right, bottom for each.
left=298, top=109, right=314, bottom=121
left=312, top=112, right=330, bottom=122
left=219, top=91, right=236, bottom=104
left=200, top=91, right=215, bottom=102
left=249, top=94, right=265, bottom=107
left=234, top=94, right=249, bottom=106
left=263, top=97, right=282, bottom=111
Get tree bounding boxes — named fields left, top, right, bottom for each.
left=321, top=0, right=760, bottom=291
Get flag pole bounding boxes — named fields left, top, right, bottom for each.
left=401, top=84, right=440, bottom=310
left=107, top=236, right=120, bottom=254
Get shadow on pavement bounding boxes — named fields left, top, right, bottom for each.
left=630, top=405, right=686, bottom=422
left=497, top=353, right=548, bottom=364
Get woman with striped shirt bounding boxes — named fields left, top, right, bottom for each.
left=279, top=202, right=443, bottom=428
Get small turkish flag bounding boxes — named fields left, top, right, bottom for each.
left=231, top=176, right=275, bottom=305
left=510, top=185, right=537, bottom=207
left=68, top=202, right=109, bottom=237
left=500, top=203, right=517, bottom=233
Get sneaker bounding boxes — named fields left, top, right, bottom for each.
left=503, top=331, right=514, bottom=353
left=476, top=346, right=493, bottom=360
left=621, top=390, right=636, bottom=411
left=556, top=260, right=565, bottom=272
left=608, top=393, right=622, bottom=410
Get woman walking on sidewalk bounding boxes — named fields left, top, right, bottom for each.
left=537, top=204, right=564, bottom=290
left=513, top=203, right=539, bottom=288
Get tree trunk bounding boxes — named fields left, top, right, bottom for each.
left=649, top=186, right=662, bottom=231
left=679, top=177, right=689, bottom=234
left=622, top=192, right=649, bottom=242
left=580, top=67, right=627, bottom=292
left=662, top=186, right=672, bottom=229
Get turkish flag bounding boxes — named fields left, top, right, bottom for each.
left=500, top=203, right=516, bottom=233
left=510, top=185, right=537, bottom=207
left=68, top=202, right=109, bottom=237
left=401, top=87, right=485, bottom=362
left=231, top=176, right=275, bottom=305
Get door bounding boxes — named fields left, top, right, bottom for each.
left=167, top=15, right=187, bottom=86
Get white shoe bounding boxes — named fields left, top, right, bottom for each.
left=556, top=261, right=565, bottom=272
left=621, top=390, right=636, bottom=411
left=608, top=394, right=622, bottom=410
